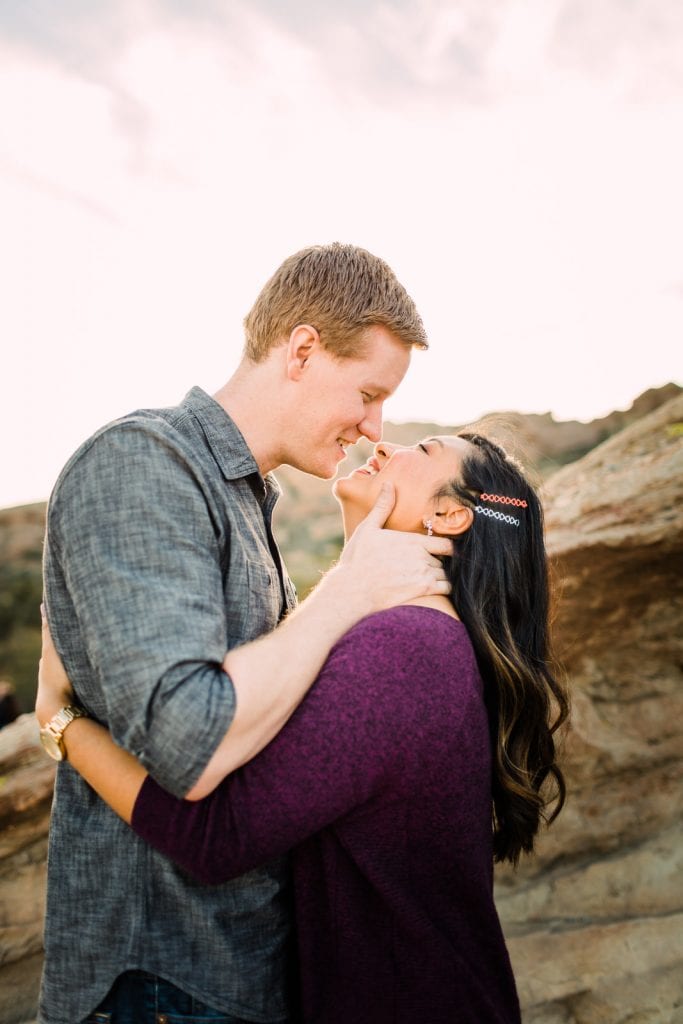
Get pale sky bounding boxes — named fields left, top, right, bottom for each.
left=1, top=0, right=681, bottom=510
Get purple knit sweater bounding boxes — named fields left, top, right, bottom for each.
left=132, top=605, right=521, bottom=1023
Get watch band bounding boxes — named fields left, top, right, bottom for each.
left=39, top=705, right=89, bottom=762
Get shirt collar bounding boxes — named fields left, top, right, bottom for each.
left=182, top=386, right=261, bottom=482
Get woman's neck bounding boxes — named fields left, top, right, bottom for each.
left=340, top=502, right=459, bottom=620
left=340, top=506, right=364, bottom=542
left=405, top=594, right=460, bottom=620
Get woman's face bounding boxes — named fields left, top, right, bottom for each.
left=334, top=435, right=473, bottom=533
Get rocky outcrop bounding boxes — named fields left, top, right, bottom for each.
left=496, top=392, right=683, bottom=1022
left=0, top=715, right=55, bottom=1024
left=0, top=505, right=45, bottom=564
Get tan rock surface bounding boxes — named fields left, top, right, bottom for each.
left=0, top=715, right=53, bottom=1024
left=496, top=393, right=683, bottom=1022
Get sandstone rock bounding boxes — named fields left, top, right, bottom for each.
left=496, top=393, right=683, bottom=1022
left=0, top=715, right=54, bottom=1024
left=0, top=504, right=45, bottom=565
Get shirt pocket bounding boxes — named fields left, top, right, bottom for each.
left=243, top=558, right=283, bottom=639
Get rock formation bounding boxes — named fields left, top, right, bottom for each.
left=495, top=392, right=683, bottom=1022
left=0, top=716, right=55, bottom=1024
left=0, top=391, right=681, bottom=1023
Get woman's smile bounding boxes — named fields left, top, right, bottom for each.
left=353, top=456, right=381, bottom=477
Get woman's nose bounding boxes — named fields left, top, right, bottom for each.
left=374, top=441, right=401, bottom=460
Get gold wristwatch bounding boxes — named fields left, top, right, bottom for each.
left=39, top=706, right=89, bottom=762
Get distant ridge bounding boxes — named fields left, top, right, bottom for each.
left=1, top=382, right=679, bottom=541
left=271, top=381, right=681, bottom=591
left=331, top=380, right=683, bottom=475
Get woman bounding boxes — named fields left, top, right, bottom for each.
left=37, top=431, right=568, bottom=1024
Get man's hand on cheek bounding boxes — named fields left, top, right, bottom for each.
left=334, top=483, right=452, bottom=613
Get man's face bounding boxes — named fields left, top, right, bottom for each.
left=286, top=325, right=412, bottom=479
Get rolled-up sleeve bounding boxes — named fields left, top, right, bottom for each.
left=47, top=420, right=236, bottom=796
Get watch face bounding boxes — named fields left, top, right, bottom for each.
left=40, top=729, right=65, bottom=761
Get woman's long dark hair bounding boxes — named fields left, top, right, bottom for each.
left=441, top=432, right=569, bottom=864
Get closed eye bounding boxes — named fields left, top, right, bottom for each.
left=418, top=443, right=429, bottom=454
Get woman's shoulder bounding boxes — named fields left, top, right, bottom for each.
left=332, top=604, right=476, bottom=678
left=343, top=603, right=464, bottom=639
left=319, top=606, right=484, bottom=745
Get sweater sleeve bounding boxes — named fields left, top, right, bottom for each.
left=132, top=608, right=468, bottom=883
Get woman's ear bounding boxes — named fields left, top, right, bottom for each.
left=431, top=500, right=474, bottom=537
left=286, top=324, right=321, bottom=381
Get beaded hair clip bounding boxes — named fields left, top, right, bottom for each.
left=474, top=493, right=528, bottom=527
left=474, top=507, right=520, bottom=526
left=479, top=493, right=528, bottom=508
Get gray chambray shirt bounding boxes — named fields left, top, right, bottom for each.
left=41, top=387, right=297, bottom=1024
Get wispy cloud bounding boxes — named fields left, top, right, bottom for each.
left=0, top=154, right=121, bottom=223
left=1, top=0, right=138, bottom=72
left=162, top=0, right=501, bottom=107
left=0, top=0, right=153, bottom=165
left=551, top=0, right=683, bottom=99
left=167, top=0, right=683, bottom=107
left=3, top=0, right=682, bottom=118
left=663, top=280, right=683, bottom=300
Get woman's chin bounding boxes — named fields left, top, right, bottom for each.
left=333, top=477, right=370, bottom=518
left=332, top=474, right=355, bottom=501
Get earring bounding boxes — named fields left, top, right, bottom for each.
left=423, top=519, right=433, bottom=537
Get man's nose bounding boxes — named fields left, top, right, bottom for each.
left=360, top=406, right=383, bottom=444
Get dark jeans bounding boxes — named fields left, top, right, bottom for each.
left=81, top=970, right=287, bottom=1024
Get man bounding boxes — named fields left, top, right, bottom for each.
left=40, top=243, right=451, bottom=1023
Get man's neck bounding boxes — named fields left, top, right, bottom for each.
left=213, top=359, right=284, bottom=476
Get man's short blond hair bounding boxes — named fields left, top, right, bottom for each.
left=243, top=242, right=428, bottom=361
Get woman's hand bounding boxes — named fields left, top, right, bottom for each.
left=36, top=605, right=76, bottom=726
